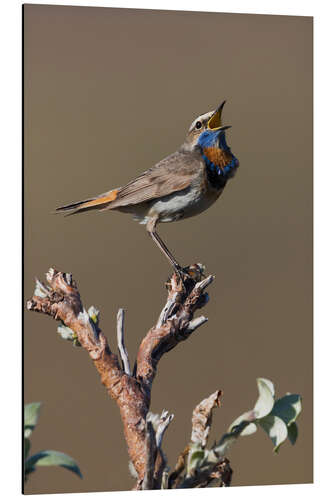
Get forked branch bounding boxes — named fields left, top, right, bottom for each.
left=27, top=265, right=216, bottom=489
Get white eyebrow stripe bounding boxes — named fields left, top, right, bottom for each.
left=188, top=110, right=215, bottom=132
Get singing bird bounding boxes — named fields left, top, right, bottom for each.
left=56, top=101, right=239, bottom=278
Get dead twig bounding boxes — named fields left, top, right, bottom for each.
left=116, top=308, right=131, bottom=375
left=191, top=390, right=222, bottom=447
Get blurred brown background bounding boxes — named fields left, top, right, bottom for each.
left=23, top=4, right=313, bottom=494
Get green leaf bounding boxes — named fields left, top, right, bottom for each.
left=24, top=402, right=42, bottom=438
left=57, top=323, right=75, bottom=341
left=25, top=450, right=82, bottom=479
left=24, top=438, right=31, bottom=461
left=228, top=410, right=256, bottom=433
left=253, top=378, right=275, bottom=419
left=271, top=394, right=302, bottom=427
left=228, top=378, right=274, bottom=433
left=262, top=378, right=275, bottom=398
left=187, top=443, right=205, bottom=476
left=216, top=419, right=254, bottom=457
left=259, top=414, right=288, bottom=452
left=239, top=422, right=258, bottom=436
left=216, top=379, right=301, bottom=460
left=24, top=463, right=35, bottom=481
left=88, top=305, right=100, bottom=324
left=288, top=422, right=298, bottom=445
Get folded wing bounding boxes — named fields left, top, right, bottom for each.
left=105, top=151, right=201, bottom=209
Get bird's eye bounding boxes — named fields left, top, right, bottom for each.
left=195, top=121, right=202, bottom=130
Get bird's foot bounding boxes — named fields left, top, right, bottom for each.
left=167, top=263, right=206, bottom=292
left=175, top=266, right=192, bottom=290
left=183, top=263, right=206, bottom=282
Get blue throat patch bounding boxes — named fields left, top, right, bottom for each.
left=198, top=130, right=239, bottom=189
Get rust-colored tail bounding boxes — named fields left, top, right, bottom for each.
left=56, top=189, right=119, bottom=215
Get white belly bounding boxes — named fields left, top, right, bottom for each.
left=116, top=183, right=223, bottom=225
left=140, top=187, right=221, bottom=224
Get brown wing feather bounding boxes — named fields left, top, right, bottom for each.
left=104, top=150, right=202, bottom=210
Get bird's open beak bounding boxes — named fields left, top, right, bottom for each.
left=207, top=100, right=231, bottom=131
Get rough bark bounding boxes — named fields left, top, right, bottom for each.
left=27, top=265, right=217, bottom=489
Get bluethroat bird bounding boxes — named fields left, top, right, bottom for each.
left=56, top=101, right=239, bottom=279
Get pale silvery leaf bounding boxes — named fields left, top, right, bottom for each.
left=253, top=378, right=275, bottom=419
left=240, top=422, right=258, bottom=436
left=259, top=415, right=288, bottom=452
left=260, top=378, right=275, bottom=398
left=34, top=279, right=49, bottom=298
left=25, top=450, right=82, bottom=478
left=187, top=442, right=205, bottom=476
left=24, top=402, right=42, bottom=438
left=88, top=305, right=100, bottom=324
left=228, top=378, right=274, bottom=433
left=287, top=422, right=298, bottom=445
left=228, top=410, right=257, bottom=432
left=57, top=323, right=75, bottom=341
left=271, top=394, right=302, bottom=426
left=24, top=438, right=31, bottom=460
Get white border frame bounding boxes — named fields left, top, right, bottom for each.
left=1, top=1, right=331, bottom=499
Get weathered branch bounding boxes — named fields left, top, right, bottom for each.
left=136, top=267, right=214, bottom=398
left=116, top=308, right=131, bottom=376
left=27, top=265, right=213, bottom=489
left=142, top=421, right=157, bottom=490
left=27, top=261, right=303, bottom=489
left=27, top=268, right=148, bottom=482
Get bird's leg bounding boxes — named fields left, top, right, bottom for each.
left=149, top=229, right=182, bottom=274
left=146, top=218, right=192, bottom=287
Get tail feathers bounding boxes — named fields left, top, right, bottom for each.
left=56, top=189, right=119, bottom=215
